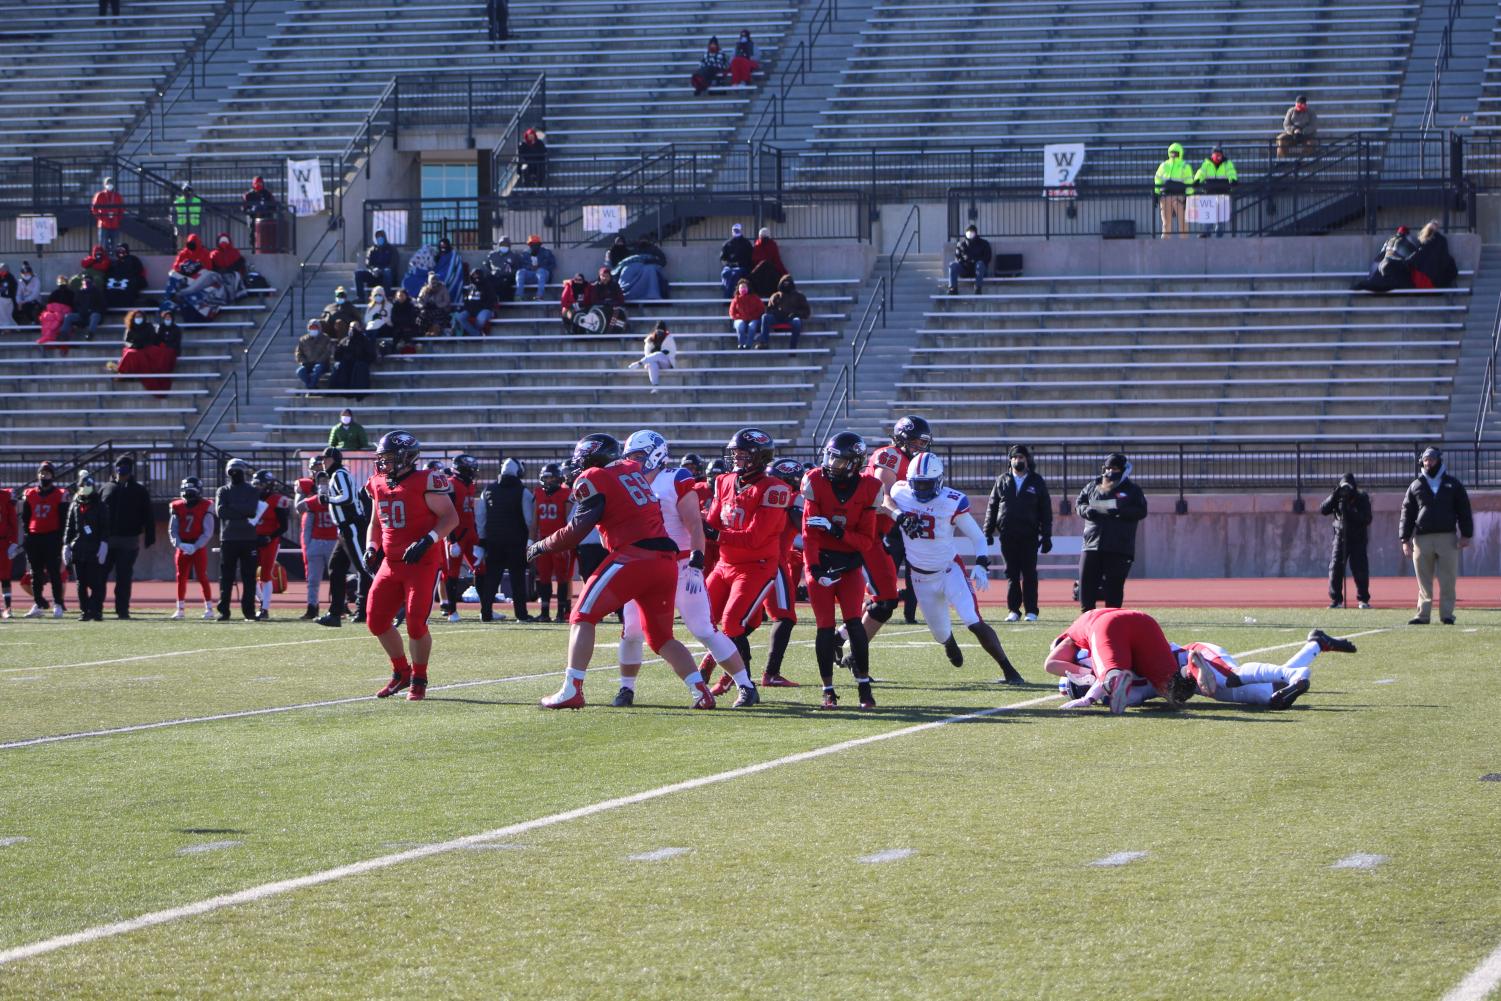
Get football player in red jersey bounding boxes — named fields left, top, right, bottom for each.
left=169, top=477, right=216, bottom=619
left=696, top=455, right=729, bottom=574
left=368, top=431, right=460, bottom=702
left=1047, top=608, right=1182, bottom=715
left=0, top=481, right=17, bottom=619
left=803, top=432, right=883, bottom=709
left=20, top=462, right=69, bottom=618
left=527, top=433, right=716, bottom=710
left=295, top=463, right=340, bottom=620
left=441, top=453, right=481, bottom=623
left=529, top=462, right=573, bottom=622
left=249, top=470, right=292, bottom=620
left=700, top=428, right=791, bottom=699
left=833, top=414, right=931, bottom=664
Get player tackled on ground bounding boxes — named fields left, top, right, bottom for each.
left=367, top=431, right=460, bottom=702
left=1046, top=608, right=1182, bottom=714
left=1172, top=628, right=1356, bottom=709
left=528, top=433, right=718, bottom=710
left=614, top=430, right=759, bottom=708
left=882, top=453, right=1024, bottom=684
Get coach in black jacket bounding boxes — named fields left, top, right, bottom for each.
left=1399, top=446, right=1472, bottom=625
left=99, top=456, right=156, bottom=619
left=477, top=458, right=534, bottom=622
left=1075, top=452, right=1147, bottom=610
left=983, top=444, right=1052, bottom=621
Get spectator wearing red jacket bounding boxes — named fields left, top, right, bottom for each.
left=210, top=232, right=247, bottom=280
left=91, top=177, right=124, bottom=253
left=80, top=244, right=110, bottom=282
left=172, top=235, right=213, bottom=277
left=748, top=227, right=787, bottom=295
left=729, top=278, right=765, bottom=349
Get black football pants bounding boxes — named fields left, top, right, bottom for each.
left=218, top=539, right=259, bottom=619
left=1328, top=535, right=1370, bottom=605
left=1078, top=550, right=1133, bottom=610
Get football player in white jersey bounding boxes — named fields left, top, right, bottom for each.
left=613, top=430, right=758, bottom=708
left=883, top=453, right=1025, bottom=684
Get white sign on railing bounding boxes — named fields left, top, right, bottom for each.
left=286, top=158, right=327, bottom=216
left=15, top=215, right=57, bottom=244
left=583, top=204, right=628, bottom=233
left=1043, top=143, right=1085, bottom=200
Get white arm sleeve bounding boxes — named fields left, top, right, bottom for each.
left=168, top=512, right=182, bottom=548
left=953, top=512, right=987, bottom=553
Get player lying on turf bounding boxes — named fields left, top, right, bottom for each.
left=880, top=452, right=1024, bottom=684
left=1169, top=629, right=1356, bottom=709
left=528, top=433, right=718, bottom=710
left=1045, top=608, right=1183, bottom=714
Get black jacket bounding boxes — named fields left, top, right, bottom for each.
left=983, top=470, right=1053, bottom=544
left=64, top=499, right=109, bottom=560
left=216, top=481, right=261, bottom=542
left=480, top=476, right=530, bottom=545
left=1319, top=487, right=1372, bottom=541
left=720, top=235, right=753, bottom=272
left=1400, top=471, right=1472, bottom=540
left=954, top=235, right=993, bottom=267
left=1075, top=475, right=1147, bottom=556
left=99, top=477, right=156, bottom=545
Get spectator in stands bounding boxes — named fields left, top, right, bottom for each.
left=1191, top=145, right=1238, bottom=237
left=389, top=288, right=419, bottom=349
left=693, top=36, right=728, bottom=95
left=104, top=243, right=146, bottom=311
left=48, top=274, right=74, bottom=309
left=763, top=275, right=810, bottom=348
left=455, top=268, right=496, bottom=336
left=363, top=286, right=392, bottom=341
left=516, top=235, right=555, bottom=300
left=1409, top=221, right=1458, bottom=289
left=116, top=306, right=182, bottom=394
left=433, top=237, right=465, bottom=300
left=729, top=278, right=765, bottom=349
left=983, top=444, right=1052, bottom=623
left=730, top=29, right=758, bottom=87
left=628, top=319, right=676, bottom=391
left=1400, top=446, right=1472, bottom=625
left=355, top=230, right=399, bottom=301
left=417, top=271, right=452, bottom=336
left=171, top=234, right=212, bottom=288
left=59, top=274, right=105, bottom=341
left=296, top=318, right=334, bottom=389
left=329, top=325, right=375, bottom=395
left=560, top=273, right=591, bottom=332
left=15, top=262, right=40, bottom=325
left=210, top=233, right=248, bottom=299
left=172, top=183, right=202, bottom=243
left=1075, top=451, right=1147, bottom=610
left=328, top=407, right=370, bottom=449
left=0, top=263, right=15, bottom=328
left=110, top=308, right=158, bottom=373
left=321, top=286, right=361, bottom=330
left=1276, top=95, right=1319, bottom=158
left=242, top=176, right=279, bottom=253
left=613, top=240, right=669, bottom=302
left=606, top=236, right=631, bottom=270
left=100, top=456, right=155, bottom=619
left=37, top=282, right=71, bottom=351
left=91, top=177, right=124, bottom=253
left=1321, top=472, right=1371, bottom=609
left=1153, top=143, right=1193, bottom=238
left=1353, top=225, right=1419, bottom=292
left=98, top=0, right=120, bottom=17
left=589, top=265, right=626, bottom=317
left=749, top=227, right=787, bottom=295
left=152, top=306, right=181, bottom=380
left=485, top=237, right=520, bottom=303
left=947, top=224, right=993, bottom=294
left=720, top=223, right=753, bottom=298
left=486, top=0, right=508, bottom=46
left=517, top=128, right=547, bottom=188
left=80, top=244, right=110, bottom=283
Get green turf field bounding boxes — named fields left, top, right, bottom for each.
left=1, top=608, right=1498, bottom=1000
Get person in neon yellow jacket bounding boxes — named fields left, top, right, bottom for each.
left=1192, top=145, right=1238, bottom=237
left=1153, top=142, right=1194, bottom=239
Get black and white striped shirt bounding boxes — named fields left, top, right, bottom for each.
left=325, top=467, right=366, bottom=527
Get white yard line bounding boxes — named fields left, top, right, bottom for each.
left=0, top=636, right=365, bottom=675
left=0, top=690, right=1061, bottom=967
left=1231, top=628, right=1390, bottom=659
left=857, top=848, right=914, bottom=864
left=1089, top=851, right=1149, bottom=868
left=1329, top=853, right=1388, bottom=870
left=1441, top=943, right=1501, bottom=1001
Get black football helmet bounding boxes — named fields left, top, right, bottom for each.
left=374, top=430, right=422, bottom=480
left=679, top=452, right=705, bottom=481
left=539, top=462, right=564, bottom=491
left=823, top=431, right=868, bottom=482
left=251, top=469, right=276, bottom=494
left=726, top=427, right=775, bottom=476
left=770, top=457, right=804, bottom=488
left=572, top=433, right=622, bottom=470
left=707, top=457, right=730, bottom=478
left=179, top=476, right=202, bottom=502
left=891, top=415, right=933, bottom=457
left=452, top=454, right=479, bottom=482
left=307, top=454, right=323, bottom=475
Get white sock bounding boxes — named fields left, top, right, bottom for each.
left=175, top=600, right=184, bottom=610
left=683, top=671, right=704, bottom=689
left=619, top=675, right=637, bottom=691
left=731, top=669, right=752, bottom=688
left=566, top=668, right=587, bottom=682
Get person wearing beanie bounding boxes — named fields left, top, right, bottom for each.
left=1276, top=94, right=1319, bottom=157
left=983, top=444, right=1053, bottom=621
left=63, top=475, right=110, bottom=622
left=1075, top=452, right=1147, bottom=610
left=99, top=455, right=156, bottom=619
left=328, top=407, right=370, bottom=450
left=20, top=462, right=69, bottom=617
left=1192, top=144, right=1238, bottom=237
left=1353, top=225, right=1420, bottom=292
left=719, top=223, right=753, bottom=298
left=693, top=35, right=729, bottom=95
left=1400, top=447, right=1472, bottom=625
left=215, top=459, right=263, bottom=622
left=1320, top=473, right=1372, bottom=609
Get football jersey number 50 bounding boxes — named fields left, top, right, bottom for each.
left=379, top=499, right=407, bottom=529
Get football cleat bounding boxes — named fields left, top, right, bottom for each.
left=0, top=608, right=10, bottom=620
left=257, top=609, right=269, bottom=621
left=1104, top=670, right=1133, bottom=715
left=52, top=605, right=65, bottom=618
left=169, top=608, right=184, bottom=620
left=23, top=605, right=44, bottom=618
left=376, top=671, right=412, bottom=698
left=732, top=684, right=760, bottom=708
left=1024, top=612, right=1038, bottom=622
left=316, top=614, right=342, bottom=628
left=612, top=687, right=635, bottom=707
left=447, top=612, right=461, bottom=624
left=691, top=683, right=717, bottom=710
left=406, top=680, right=427, bottom=701
left=300, top=605, right=318, bottom=620
left=996, top=663, right=1025, bottom=685
left=540, top=687, right=586, bottom=710
left=1188, top=651, right=1218, bottom=697
left=1268, top=678, right=1311, bottom=710
left=761, top=673, right=800, bottom=687
left=944, top=635, right=965, bottom=667
left=819, top=689, right=839, bottom=710
left=1308, top=629, right=1357, bottom=654
left=709, top=673, right=735, bottom=697
left=857, top=682, right=876, bottom=710
left=1004, top=612, right=1021, bottom=622
left=537, top=611, right=552, bottom=623
left=202, top=607, right=216, bottom=620
left=1060, top=695, right=1098, bottom=710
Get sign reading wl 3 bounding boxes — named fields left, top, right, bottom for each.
left=1043, top=143, right=1086, bottom=200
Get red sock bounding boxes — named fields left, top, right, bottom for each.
left=391, top=656, right=410, bottom=676
left=411, top=663, right=428, bottom=683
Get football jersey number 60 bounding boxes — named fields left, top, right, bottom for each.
left=379, top=499, right=407, bottom=529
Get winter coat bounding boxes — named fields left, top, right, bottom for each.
left=91, top=188, right=125, bottom=229
left=1154, top=143, right=1194, bottom=195
left=100, top=478, right=156, bottom=544
left=766, top=280, right=810, bottom=320
left=124, top=318, right=159, bottom=350
left=1400, top=470, right=1473, bottom=540
left=209, top=234, right=245, bottom=274
left=519, top=245, right=556, bottom=273
left=297, top=330, right=335, bottom=368
left=728, top=289, right=765, bottom=323
left=243, top=187, right=278, bottom=219
left=1075, top=474, right=1147, bottom=557
left=366, top=242, right=399, bottom=273
left=720, top=235, right=753, bottom=272
left=64, top=499, right=109, bottom=560
left=984, top=470, right=1053, bottom=544
left=1281, top=105, right=1318, bottom=138
left=1319, top=486, right=1372, bottom=542
left=329, top=420, right=371, bottom=450
left=37, top=302, right=71, bottom=346
left=1409, top=233, right=1458, bottom=289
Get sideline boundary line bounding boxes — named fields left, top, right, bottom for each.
left=1442, top=942, right=1501, bottom=1001
left=1, top=636, right=366, bottom=675
left=0, top=690, right=1061, bottom=967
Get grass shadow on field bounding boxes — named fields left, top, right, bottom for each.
left=419, top=695, right=1046, bottom=726
left=176, top=828, right=246, bottom=835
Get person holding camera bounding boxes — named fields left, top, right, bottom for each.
left=1319, top=473, right=1372, bottom=609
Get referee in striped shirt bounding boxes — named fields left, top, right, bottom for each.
left=315, top=447, right=372, bottom=626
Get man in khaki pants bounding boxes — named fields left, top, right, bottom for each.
left=1399, top=447, right=1473, bottom=625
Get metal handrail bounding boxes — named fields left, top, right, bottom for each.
left=1421, top=0, right=1464, bottom=136
left=886, top=204, right=920, bottom=311
left=810, top=365, right=851, bottom=446
left=849, top=276, right=885, bottom=400
left=1475, top=286, right=1501, bottom=442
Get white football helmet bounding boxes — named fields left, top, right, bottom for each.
left=624, top=429, right=669, bottom=472
left=907, top=452, right=945, bottom=501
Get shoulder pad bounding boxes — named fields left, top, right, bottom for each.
left=572, top=472, right=599, bottom=502
left=873, top=448, right=901, bottom=471
left=426, top=471, right=449, bottom=492
left=762, top=482, right=792, bottom=509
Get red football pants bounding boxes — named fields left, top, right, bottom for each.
left=706, top=559, right=779, bottom=638
left=175, top=548, right=211, bottom=600
left=745, top=561, right=797, bottom=632
left=571, top=547, right=678, bottom=651
left=367, top=552, right=444, bottom=641
left=444, top=540, right=476, bottom=582
left=535, top=549, right=575, bottom=587
left=807, top=565, right=867, bottom=628
left=1083, top=609, right=1177, bottom=693
left=862, top=542, right=899, bottom=601
left=256, top=536, right=279, bottom=586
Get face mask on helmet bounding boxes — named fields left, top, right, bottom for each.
left=892, top=416, right=932, bottom=457
left=624, top=430, right=669, bottom=473
left=726, top=428, right=774, bottom=477
left=908, top=453, right=945, bottom=502
left=539, top=463, right=563, bottom=490
left=374, top=431, right=422, bottom=479
left=572, top=433, right=623, bottom=471
left=822, top=432, right=867, bottom=482
left=180, top=478, right=202, bottom=502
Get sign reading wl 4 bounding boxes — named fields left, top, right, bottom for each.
left=1043, top=143, right=1085, bottom=200
left=583, top=204, right=628, bottom=234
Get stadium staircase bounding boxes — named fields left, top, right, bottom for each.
left=1448, top=244, right=1501, bottom=440
left=1476, top=10, right=1501, bottom=135
left=887, top=266, right=1475, bottom=445
left=1387, top=0, right=1492, bottom=133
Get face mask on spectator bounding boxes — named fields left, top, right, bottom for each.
left=335, top=294, right=346, bottom=303
left=161, top=314, right=175, bottom=326
left=132, top=316, right=143, bottom=325
left=341, top=415, right=352, bottom=426
left=219, top=237, right=230, bottom=247
left=375, top=236, right=386, bottom=246
left=307, top=323, right=320, bottom=334
left=103, top=180, right=114, bottom=191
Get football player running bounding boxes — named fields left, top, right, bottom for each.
left=614, top=430, right=759, bottom=708
left=528, top=433, right=717, bottom=710
left=883, top=453, right=1024, bottom=683
left=803, top=432, right=883, bottom=709
left=367, top=431, right=460, bottom=702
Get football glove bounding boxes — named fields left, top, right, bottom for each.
left=472, top=545, right=486, bottom=562
left=1039, top=536, right=1053, bottom=554
left=805, top=516, right=832, bottom=532
left=702, top=525, right=720, bottom=542
left=897, top=512, right=923, bottom=539
left=688, top=550, right=705, bottom=571
left=525, top=540, right=547, bottom=563
left=362, top=546, right=382, bottom=573
left=969, top=562, right=989, bottom=592
left=448, top=542, right=462, bottom=558
left=402, top=535, right=435, bottom=565
left=682, top=566, right=704, bottom=595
